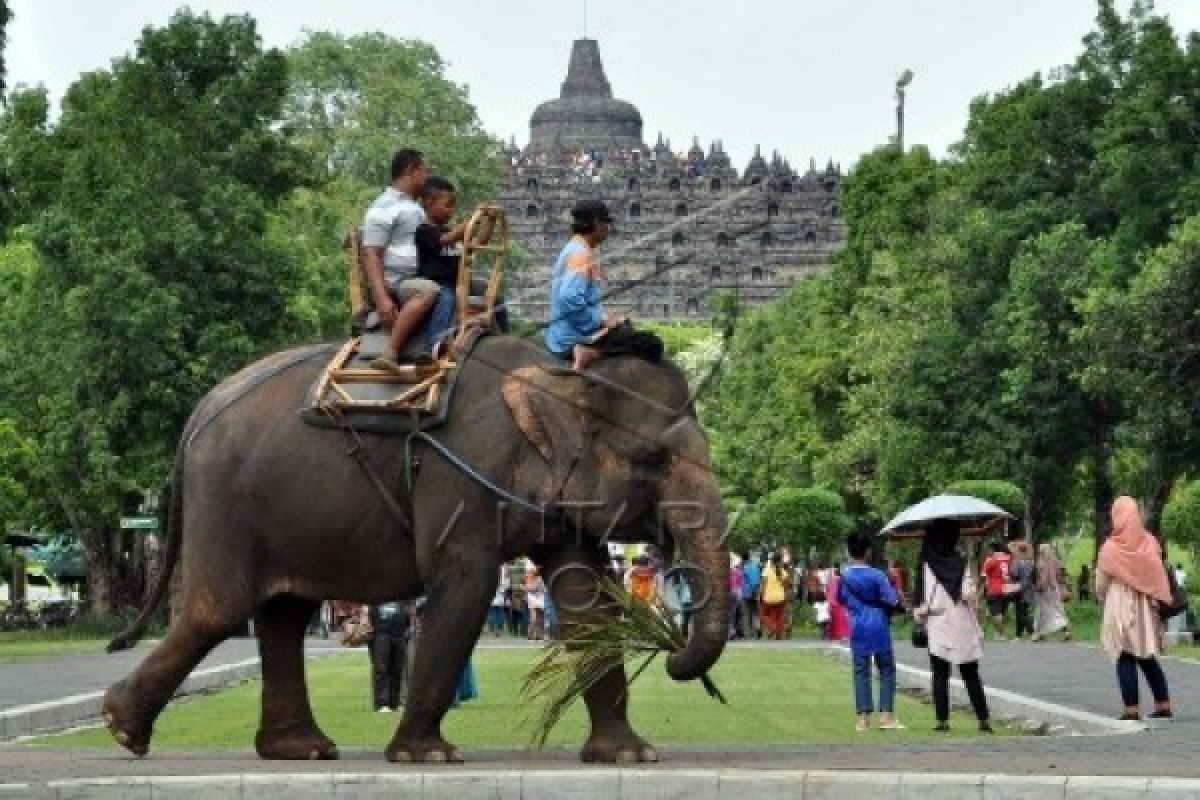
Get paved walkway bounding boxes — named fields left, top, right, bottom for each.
left=0, top=637, right=355, bottom=712
left=889, top=638, right=1199, bottom=718
left=2, top=636, right=1200, bottom=782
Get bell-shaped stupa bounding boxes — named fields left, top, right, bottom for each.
left=528, top=39, right=645, bottom=154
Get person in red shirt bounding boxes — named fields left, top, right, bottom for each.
left=886, top=560, right=907, bottom=604
left=980, top=540, right=1014, bottom=640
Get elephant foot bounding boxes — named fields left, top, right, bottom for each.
left=386, top=734, right=465, bottom=764
left=581, top=731, right=659, bottom=764
left=255, top=721, right=339, bottom=761
left=102, top=684, right=153, bottom=757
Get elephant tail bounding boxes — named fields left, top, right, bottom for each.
left=107, top=445, right=185, bottom=653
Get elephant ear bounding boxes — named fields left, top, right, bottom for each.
left=501, top=366, right=586, bottom=467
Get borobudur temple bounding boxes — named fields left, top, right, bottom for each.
left=498, top=38, right=845, bottom=322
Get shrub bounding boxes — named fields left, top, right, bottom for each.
left=943, top=480, right=1025, bottom=520
left=747, top=487, right=851, bottom=558
left=1162, top=480, right=1200, bottom=563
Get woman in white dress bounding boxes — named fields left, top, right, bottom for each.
left=1031, top=544, right=1072, bottom=641
left=524, top=567, right=547, bottom=641
left=914, top=519, right=992, bottom=733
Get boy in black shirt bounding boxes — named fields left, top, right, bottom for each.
left=415, top=177, right=507, bottom=349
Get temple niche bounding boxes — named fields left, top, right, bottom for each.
left=499, top=39, right=845, bottom=322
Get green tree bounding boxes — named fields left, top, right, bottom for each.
left=744, top=487, right=851, bottom=560
left=1162, top=481, right=1200, bottom=565
left=275, top=31, right=502, bottom=341
left=283, top=31, right=498, bottom=200
left=0, top=88, right=59, bottom=239
left=0, top=418, right=34, bottom=534
left=1000, top=223, right=1105, bottom=537
left=1081, top=213, right=1200, bottom=527
left=942, top=480, right=1026, bottom=522
left=4, top=11, right=308, bottom=614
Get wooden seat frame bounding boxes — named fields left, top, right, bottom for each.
left=313, top=206, right=508, bottom=414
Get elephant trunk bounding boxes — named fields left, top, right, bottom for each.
left=660, top=455, right=730, bottom=683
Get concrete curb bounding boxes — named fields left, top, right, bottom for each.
left=0, top=649, right=348, bottom=742
left=1, top=770, right=1198, bottom=799
left=828, top=645, right=1142, bottom=736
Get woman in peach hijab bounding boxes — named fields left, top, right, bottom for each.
left=1096, top=496, right=1173, bottom=721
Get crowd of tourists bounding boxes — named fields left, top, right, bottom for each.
left=510, top=144, right=712, bottom=179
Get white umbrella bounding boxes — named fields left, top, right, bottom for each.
left=880, top=494, right=1014, bottom=537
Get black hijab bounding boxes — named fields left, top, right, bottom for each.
left=919, top=519, right=966, bottom=603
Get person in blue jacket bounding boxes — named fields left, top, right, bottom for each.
left=838, top=533, right=905, bottom=732
left=544, top=199, right=616, bottom=370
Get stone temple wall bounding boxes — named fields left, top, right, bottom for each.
left=493, top=38, right=845, bottom=322
left=498, top=155, right=844, bottom=322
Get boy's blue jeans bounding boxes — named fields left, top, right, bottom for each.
left=426, top=287, right=457, bottom=347
left=426, top=285, right=510, bottom=347
left=853, top=650, right=896, bottom=714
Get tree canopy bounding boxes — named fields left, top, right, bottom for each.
left=704, top=1, right=1200, bottom=553
left=0, top=13, right=507, bottom=613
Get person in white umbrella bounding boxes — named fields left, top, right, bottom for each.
left=914, top=519, right=993, bottom=733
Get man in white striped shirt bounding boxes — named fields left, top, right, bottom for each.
left=362, top=149, right=441, bottom=368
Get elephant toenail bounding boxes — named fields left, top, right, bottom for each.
left=114, top=731, right=129, bottom=745
left=391, top=750, right=413, bottom=763
left=616, top=749, right=638, bottom=764
left=426, top=750, right=448, bottom=762
left=640, top=747, right=658, bottom=762
left=308, top=749, right=319, bottom=760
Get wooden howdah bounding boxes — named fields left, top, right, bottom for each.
left=313, top=207, right=508, bottom=416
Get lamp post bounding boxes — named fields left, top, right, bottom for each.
left=895, top=69, right=914, bottom=151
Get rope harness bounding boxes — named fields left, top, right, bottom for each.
left=325, top=403, right=587, bottom=540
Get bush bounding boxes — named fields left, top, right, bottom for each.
left=943, top=480, right=1025, bottom=520
left=1163, top=480, right=1200, bottom=563
left=642, top=322, right=714, bottom=358
left=744, top=487, right=852, bottom=558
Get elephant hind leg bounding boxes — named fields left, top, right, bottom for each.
left=103, top=596, right=248, bottom=757
left=254, top=594, right=338, bottom=761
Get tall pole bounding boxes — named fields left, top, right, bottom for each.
left=583, top=0, right=589, bottom=37
left=895, top=69, right=913, bottom=151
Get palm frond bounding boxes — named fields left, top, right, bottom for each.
left=520, top=577, right=726, bottom=749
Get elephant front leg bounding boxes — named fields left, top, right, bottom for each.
left=545, top=549, right=659, bottom=764
left=386, top=561, right=493, bottom=763
left=254, top=594, right=338, bottom=760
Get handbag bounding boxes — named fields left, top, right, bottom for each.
left=911, top=623, right=929, bottom=649
left=912, top=582, right=944, bottom=649
left=1159, top=562, right=1189, bottom=622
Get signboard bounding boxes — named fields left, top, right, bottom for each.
left=119, top=516, right=159, bottom=532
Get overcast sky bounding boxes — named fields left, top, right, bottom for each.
left=8, top=1, right=1200, bottom=171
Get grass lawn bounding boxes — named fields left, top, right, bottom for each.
left=34, top=648, right=1014, bottom=750
left=0, top=631, right=112, bottom=663
left=1170, top=644, right=1200, bottom=661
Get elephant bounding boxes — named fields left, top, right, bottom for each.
left=102, top=333, right=730, bottom=764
